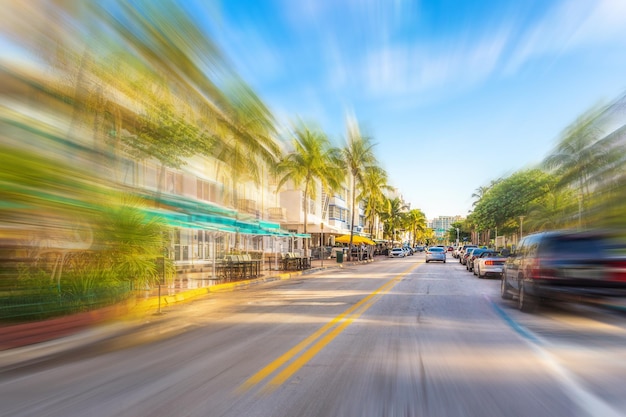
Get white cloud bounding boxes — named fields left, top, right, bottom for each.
left=359, top=29, right=510, bottom=97
left=570, top=0, right=626, bottom=45
left=505, top=0, right=626, bottom=73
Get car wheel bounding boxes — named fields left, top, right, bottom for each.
left=443, top=260, right=446, bottom=263
left=500, top=275, right=513, bottom=300
left=477, top=267, right=483, bottom=278
left=425, top=260, right=429, bottom=263
left=518, top=281, right=537, bottom=312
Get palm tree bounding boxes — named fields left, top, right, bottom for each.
left=274, top=123, right=343, bottom=257
left=542, top=105, right=622, bottom=228
left=382, top=197, right=409, bottom=244
left=358, top=165, right=393, bottom=239
left=212, top=81, right=281, bottom=210
left=405, top=209, right=427, bottom=246
left=341, top=117, right=377, bottom=260
left=471, top=185, right=491, bottom=207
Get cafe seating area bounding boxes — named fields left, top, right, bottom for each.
left=216, top=254, right=263, bottom=282
left=280, top=252, right=311, bottom=271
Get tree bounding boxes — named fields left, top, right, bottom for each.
left=405, top=209, right=427, bottom=246
left=210, top=80, right=282, bottom=230
left=542, top=105, right=624, bottom=228
left=471, top=169, right=552, bottom=237
left=381, top=197, right=409, bottom=243
left=341, top=117, right=378, bottom=260
left=274, top=123, right=343, bottom=257
left=358, top=165, right=393, bottom=238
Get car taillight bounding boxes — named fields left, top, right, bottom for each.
left=485, top=260, right=496, bottom=266
left=608, top=260, right=626, bottom=282
left=530, top=258, right=556, bottom=279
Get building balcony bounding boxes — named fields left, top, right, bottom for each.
left=237, top=199, right=258, bottom=215
left=268, top=207, right=287, bottom=221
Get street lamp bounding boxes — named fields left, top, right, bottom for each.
left=455, top=228, right=459, bottom=246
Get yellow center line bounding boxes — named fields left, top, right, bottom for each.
left=237, top=263, right=416, bottom=394
left=262, top=299, right=376, bottom=393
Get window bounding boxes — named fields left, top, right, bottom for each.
left=166, top=170, right=183, bottom=194
left=197, top=178, right=222, bottom=203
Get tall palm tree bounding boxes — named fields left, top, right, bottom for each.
left=382, top=197, right=409, bottom=244
left=341, top=117, right=377, bottom=260
left=212, top=80, right=281, bottom=210
left=405, top=209, right=427, bottom=246
left=274, top=123, right=343, bottom=257
left=358, top=165, right=392, bottom=239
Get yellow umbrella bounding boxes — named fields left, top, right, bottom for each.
left=335, top=234, right=376, bottom=245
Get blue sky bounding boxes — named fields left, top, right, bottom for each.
left=203, top=1, right=626, bottom=218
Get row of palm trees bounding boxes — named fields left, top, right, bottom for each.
left=274, top=118, right=431, bottom=260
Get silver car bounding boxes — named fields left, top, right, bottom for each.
left=425, top=246, right=446, bottom=263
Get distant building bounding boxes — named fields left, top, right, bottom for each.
left=428, top=216, right=464, bottom=240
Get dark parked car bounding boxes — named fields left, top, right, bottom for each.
left=501, top=230, right=626, bottom=312
left=466, top=248, right=491, bottom=272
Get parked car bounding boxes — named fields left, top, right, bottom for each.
left=466, top=248, right=491, bottom=272
left=413, top=246, right=425, bottom=253
left=425, top=246, right=446, bottom=263
left=501, top=230, right=626, bottom=312
left=389, top=247, right=405, bottom=258
left=461, top=247, right=478, bottom=265
left=458, top=245, right=478, bottom=263
left=474, top=251, right=506, bottom=278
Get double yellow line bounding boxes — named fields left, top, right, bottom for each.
left=238, top=264, right=416, bottom=394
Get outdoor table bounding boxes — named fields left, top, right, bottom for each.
left=280, top=253, right=312, bottom=271
left=218, top=255, right=262, bottom=281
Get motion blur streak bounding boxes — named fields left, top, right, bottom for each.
left=0, top=0, right=282, bottom=322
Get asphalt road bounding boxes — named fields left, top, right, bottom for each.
left=2, top=253, right=626, bottom=417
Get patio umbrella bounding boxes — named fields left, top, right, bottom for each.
left=335, top=234, right=376, bottom=245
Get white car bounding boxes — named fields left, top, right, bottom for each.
left=474, top=252, right=506, bottom=278
left=389, top=247, right=405, bottom=258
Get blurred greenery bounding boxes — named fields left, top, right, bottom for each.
left=466, top=92, right=626, bottom=244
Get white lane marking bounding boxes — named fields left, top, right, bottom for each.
left=486, top=294, right=623, bottom=417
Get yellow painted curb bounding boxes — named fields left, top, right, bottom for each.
left=128, top=270, right=307, bottom=316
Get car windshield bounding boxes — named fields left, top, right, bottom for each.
left=429, top=247, right=444, bottom=252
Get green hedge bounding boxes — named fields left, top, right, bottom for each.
left=0, top=283, right=132, bottom=322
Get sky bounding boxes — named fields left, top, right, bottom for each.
left=197, top=0, right=626, bottom=220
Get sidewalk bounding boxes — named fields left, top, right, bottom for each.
left=0, top=256, right=378, bottom=369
